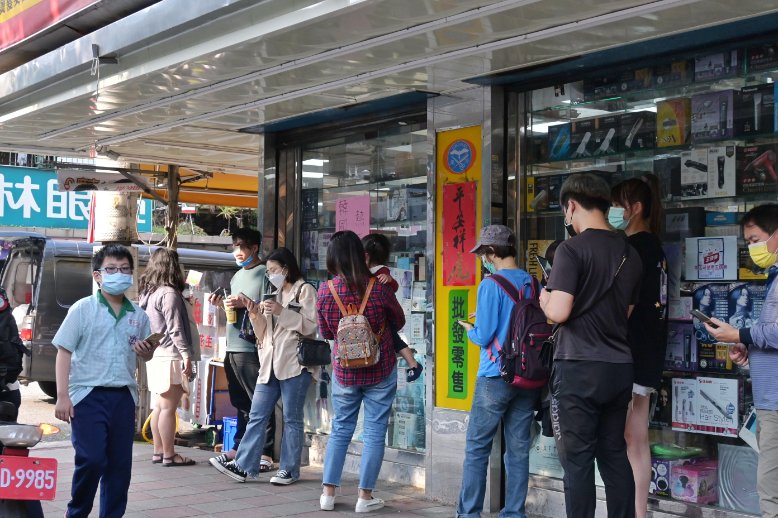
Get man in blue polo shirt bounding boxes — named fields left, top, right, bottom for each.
left=54, top=244, right=156, bottom=518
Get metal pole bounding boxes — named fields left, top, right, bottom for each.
left=166, top=165, right=180, bottom=248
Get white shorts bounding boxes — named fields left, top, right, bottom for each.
left=146, top=358, right=188, bottom=395
left=632, top=383, right=656, bottom=397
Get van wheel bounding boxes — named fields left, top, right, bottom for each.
left=38, top=381, right=57, bottom=399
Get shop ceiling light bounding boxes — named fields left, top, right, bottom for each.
left=39, top=0, right=542, bottom=141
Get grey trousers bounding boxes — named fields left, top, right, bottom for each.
left=757, top=410, right=778, bottom=518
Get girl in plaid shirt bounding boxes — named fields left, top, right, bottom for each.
left=317, top=231, right=405, bottom=513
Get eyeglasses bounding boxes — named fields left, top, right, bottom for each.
left=99, top=266, right=133, bottom=274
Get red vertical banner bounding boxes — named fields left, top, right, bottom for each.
left=442, top=182, right=477, bottom=286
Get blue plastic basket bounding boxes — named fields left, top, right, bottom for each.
left=222, top=416, right=238, bottom=452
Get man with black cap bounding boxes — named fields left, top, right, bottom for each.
left=539, top=173, right=642, bottom=518
left=455, top=224, right=540, bottom=518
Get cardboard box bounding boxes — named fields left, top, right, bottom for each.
left=706, top=211, right=739, bottom=226
left=737, top=144, right=778, bottom=195
left=736, top=84, right=775, bottom=136
left=657, top=98, right=692, bottom=147
left=665, top=322, right=698, bottom=372
left=730, top=283, right=768, bottom=327
left=698, top=343, right=735, bottom=372
left=617, top=67, right=653, bottom=93
left=651, top=376, right=673, bottom=429
left=739, top=248, right=769, bottom=280
left=570, top=119, right=596, bottom=158
left=527, top=135, right=548, bottom=163
left=680, top=148, right=710, bottom=198
left=692, top=283, right=731, bottom=342
left=694, top=51, right=740, bottom=81
left=685, top=236, right=738, bottom=281
left=707, top=144, right=737, bottom=197
left=697, top=376, right=739, bottom=437
left=747, top=43, right=778, bottom=72
left=705, top=225, right=740, bottom=237
left=653, top=156, right=681, bottom=201
left=546, top=174, right=568, bottom=212
left=620, top=111, right=656, bottom=151
left=548, top=124, right=571, bottom=160
left=593, top=115, right=620, bottom=155
left=672, top=378, right=698, bottom=432
left=691, top=90, right=735, bottom=142
left=654, top=60, right=693, bottom=88
left=663, top=207, right=705, bottom=241
left=651, top=458, right=683, bottom=496
left=671, top=460, right=718, bottom=504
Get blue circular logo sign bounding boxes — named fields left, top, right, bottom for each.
left=445, top=139, right=475, bottom=174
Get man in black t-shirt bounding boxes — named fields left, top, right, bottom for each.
left=539, top=173, right=642, bottom=518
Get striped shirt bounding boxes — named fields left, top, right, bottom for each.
left=316, top=276, right=404, bottom=387
left=742, top=268, right=778, bottom=411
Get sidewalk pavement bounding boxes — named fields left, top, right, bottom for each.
left=36, top=441, right=466, bottom=517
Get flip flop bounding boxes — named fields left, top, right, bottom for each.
left=152, top=453, right=163, bottom=464
left=162, top=453, right=197, bottom=467
left=259, top=458, right=273, bottom=473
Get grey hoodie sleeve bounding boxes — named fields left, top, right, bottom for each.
left=159, top=289, right=193, bottom=359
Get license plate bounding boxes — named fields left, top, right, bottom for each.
left=0, top=456, right=57, bottom=500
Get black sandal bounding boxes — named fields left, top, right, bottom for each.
left=162, top=453, right=196, bottom=467
left=152, top=453, right=163, bottom=464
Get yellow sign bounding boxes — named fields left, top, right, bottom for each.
left=435, top=125, right=482, bottom=411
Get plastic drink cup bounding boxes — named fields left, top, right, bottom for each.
left=224, top=300, right=238, bottom=324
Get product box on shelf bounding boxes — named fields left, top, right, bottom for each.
left=526, top=176, right=547, bottom=212
left=546, top=174, right=568, bottom=212
left=663, top=207, right=705, bottom=241
left=735, top=83, right=776, bottom=136
left=685, top=236, right=738, bottom=281
left=718, top=444, right=760, bottom=514
left=680, top=148, right=710, bottom=199
left=692, top=283, right=730, bottom=343
left=653, top=156, right=682, bottom=201
left=657, top=98, right=692, bottom=148
left=696, top=376, right=740, bottom=437
left=706, top=211, right=739, bottom=226
left=664, top=243, right=690, bottom=320
left=593, top=115, right=620, bottom=155
left=698, top=343, right=735, bottom=372
left=747, top=43, right=778, bottom=72
left=620, top=111, right=656, bottom=151
left=671, top=460, right=718, bottom=504
left=651, top=458, right=684, bottom=496
left=570, top=118, right=596, bottom=158
left=617, top=67, right=653, bottom=93
left=654, top=60, right=693, bottom=88
left=739, top=248, right=769, bottom=280
left=651, top=375, right=673, bottom=429
left=736, top=144, right=778, bottom=195
left=728, top=282, right=767, bottom=330
left=707, top=144, right=737, bottom=197
left=691, top=90, right=735, bottom=142
left=527, top=135, right=548, bottom=163
left=665, top=322, right=698, bottom=372
left=705, top=225, right=740, bottom=237
left=694, top=51, right=740, bottom=82
left=672, top=377, right=698, bottom=432
left=584, top=73, right=620, bottom=100
left=548, top=124, right=571, bottom=160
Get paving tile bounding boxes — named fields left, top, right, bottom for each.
left=190, top=499, right=264, bottom=513
left=261, top=499, right=323, bottom=515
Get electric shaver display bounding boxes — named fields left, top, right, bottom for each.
left=691, top=90, right=735, bottom=142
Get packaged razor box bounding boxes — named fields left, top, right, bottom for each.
left=653, top=156, right=681, bottom=201
left=654, top=60, right=693, bottom=88
left=657, top=98, right=692, bottom=147
left=735, top=84, right=775, bottom=136
left=593, top=115, right=619, bottom=155
left=707, top=144, right=737, bottom=197
left=680, top=148, right=710, bottom=199
left=736, top=144, right=778, bottom=195
left=570, top=119, right=596, bottom=158
left=620, top=111, right=656, bottom=151
left=547, top=123, right=571, bottom=160
left=691, top=90, right=735, bottom=142
left=698, top=343, right=735, bottom=372
left=694, top=51, right=740, bottom=82
left=747, top=43, right=778, bottom=72
left=665, top=322, right=698, bottom=372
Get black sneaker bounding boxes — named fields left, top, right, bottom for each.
left=407, top=363, right=423, bottom=382
left=270, top=469, right=297, bottom=485
left=212, top=459, right=248, bottom=483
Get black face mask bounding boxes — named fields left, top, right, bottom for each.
left=563, top=206, right=577, bottom=237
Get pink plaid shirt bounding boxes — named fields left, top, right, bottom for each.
left=316, top=276, right=405, bottom=386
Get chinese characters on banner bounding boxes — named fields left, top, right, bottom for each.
left=434, top=125, right=482, bottom=411
left=442, top=182, right=477, bottom=286
left=0, top=166, right=152, bottom=231
left=448, top=290, right=469, bottom=398
left=335, top=194, right=370, bottom=238
left=1, top=0, right=100, bottom=51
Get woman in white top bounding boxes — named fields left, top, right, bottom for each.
left=210, top=247, right=317, bottom=485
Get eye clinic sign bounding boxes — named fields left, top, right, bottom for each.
left=0, top=165, right=152, bottom=232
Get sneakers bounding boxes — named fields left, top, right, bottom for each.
left=211, top=453, right=231, bottom=464
left=269, top=469, right=297, bottom=485
left=407, top=363, right=423, bottom=382
left=209, top=457, right=255, bottom=483
left=355, top=497, right=385, bottom=513
left=320, top=494, right=335, bottom=511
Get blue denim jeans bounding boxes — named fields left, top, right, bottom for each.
left=235, top=370, right=312, bottom=478
left=457, top=376, right=539, bottom=518
left=322, top=367, right=397, bottom=491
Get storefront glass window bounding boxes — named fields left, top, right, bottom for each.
left=299, top=117, right=429, bottom=452
left=518, top=46, right=775, bottom=514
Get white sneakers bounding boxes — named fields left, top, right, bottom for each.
left=355, top=497, right=385, bottom=513
left=319, top=494, right=385, bottom=513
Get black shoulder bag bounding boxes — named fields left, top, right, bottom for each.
left=293, top=282, right=332, bottom=367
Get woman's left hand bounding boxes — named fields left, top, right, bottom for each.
left=705, top=318, right=740, bottom=343
left=263, top=300, right=283, bottom=316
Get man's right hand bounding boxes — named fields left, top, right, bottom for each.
left=55, top=396, right=74, bottom=423
left=207, top=293, right=224, bottom=306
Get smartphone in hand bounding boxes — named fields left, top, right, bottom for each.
left=144, top=332, right=165, bottom=347
left=690, top=309, right=718, bottom=328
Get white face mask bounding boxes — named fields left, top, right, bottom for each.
left=267, top=272, right=285, bottom=290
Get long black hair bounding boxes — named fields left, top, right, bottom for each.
left=611, top=174, right=663, bottom=237
left=266, top=247, right=303, bottom=284
left=326, top=231, right=373, bottom=299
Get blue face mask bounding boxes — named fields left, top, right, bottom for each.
left=101, top=273, right=133, bottom=295
left=236, top=256, right=254, bottom=268
left=481, top=255, right=497, bottom=275
left=608, top=207, right=629, bottom=230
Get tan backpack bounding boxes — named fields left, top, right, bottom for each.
left=328, top=278, right=384, bottom=369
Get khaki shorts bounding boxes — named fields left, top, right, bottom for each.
left=146, top=358, right=188, bottom=395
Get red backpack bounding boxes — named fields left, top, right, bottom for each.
left=488, top=275, right=552, bottom=390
